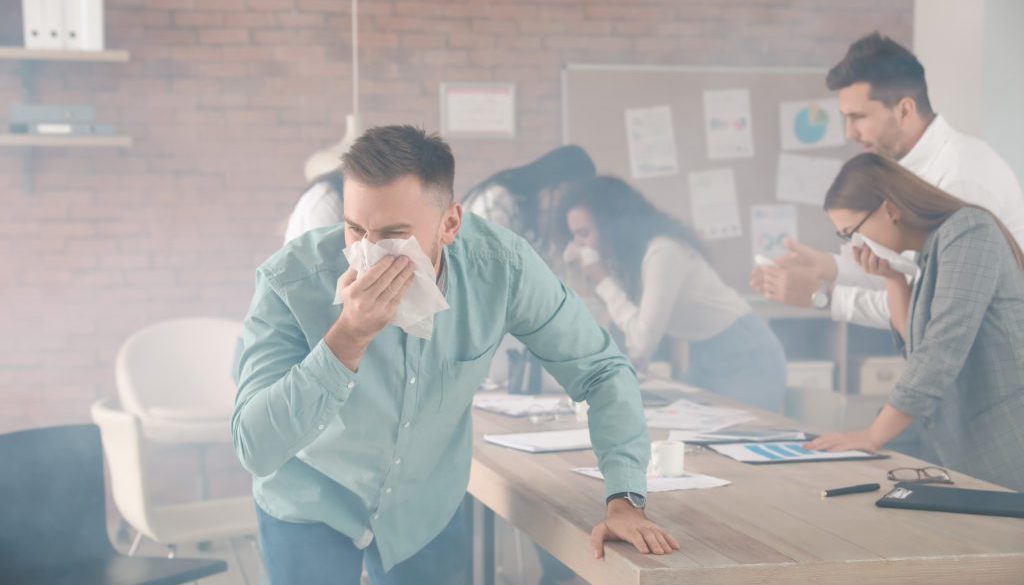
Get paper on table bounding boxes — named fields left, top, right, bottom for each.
left=689, top=168, right=743, bottom=241
left=639, top=376, right=701, bottom=394
left=710, top=441, right=878, bottom=463
left=483, top=428, right=591, bottom=453
left=669, top=429, right=807, bottom=443
left=473, top=392, right=572, bottom=418
left=645, top=399, right=755, bottom=430
left=572, top=467, right=730, bottom=492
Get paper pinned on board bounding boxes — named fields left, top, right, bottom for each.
left=689, top=167, right=743, bottom=241
left=779, top=98, right=845, bottom=151
left=751, top=204, right=798, bottom=260
left=625, top=105, right=680, bottom=179
left=703, top=89, right=755, bottom=160
left=776, top=153, right=843, bottom=206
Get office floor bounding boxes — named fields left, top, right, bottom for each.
left=112, top=532, right=265, bottom=585
left=109, top=520, right=589, bottom=585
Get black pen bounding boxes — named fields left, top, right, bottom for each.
left=820, top=483, right=881, bottom=498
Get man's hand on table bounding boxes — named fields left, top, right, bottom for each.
left=590, top=499, right=680, bottom=559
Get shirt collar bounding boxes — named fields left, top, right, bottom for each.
left=899, top=114, right=952, bottom=174
left=436, top=247, right=449, bottom=295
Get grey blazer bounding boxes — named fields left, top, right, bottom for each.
left=892, top=207, right=1024, bottom=491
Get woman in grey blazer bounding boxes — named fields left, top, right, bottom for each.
left=806, top=153, right=1024, bottom=491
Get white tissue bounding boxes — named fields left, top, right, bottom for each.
left=851, top=233, right=919, bottom=277
left=335, top=236, right=449, bottom=339
left=562, top=242, right=601, bottom=267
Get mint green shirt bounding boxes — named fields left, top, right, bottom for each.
left=232, top=213, right=649, bottom=570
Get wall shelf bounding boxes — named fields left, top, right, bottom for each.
left=0, top=134, right=133, bottom=148
left=0, top=46, right=132, bottom=194
left=0, top=47, right=130, bottom=63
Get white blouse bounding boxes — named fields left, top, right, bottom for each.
left=594, top=236, right=750, bottom=364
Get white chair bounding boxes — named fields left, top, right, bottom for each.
left=115, top=317, right=243, bottom=445
left=91, top=397, right=258, bottom=584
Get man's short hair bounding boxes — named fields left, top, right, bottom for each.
left=827, top=31, right=934, bottom=117
left=342, top=125, right=455, bottom=207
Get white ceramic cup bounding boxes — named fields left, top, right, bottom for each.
left=650, top=440, right=687, bottom=477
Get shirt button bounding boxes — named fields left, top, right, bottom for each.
left=394, top=458, right=402, bottom=465
left=347, top=381, right=355, bottom=389
left=317, top=424, right=325, bottom=430
left=372, top=513, right=379, bottom=520
left=384, top=487, right=392, bottom=494
left=409, top=376, right=417, bottom=385
left=402, top=422, right=411, bottom=429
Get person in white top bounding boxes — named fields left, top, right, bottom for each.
left=752, top=32, right=1024, bottom=329
left=562, top=176, right=787, bottom=413
left=284, top=170, right=345, bottom=243
left=462, top=145, right=596, bottom=262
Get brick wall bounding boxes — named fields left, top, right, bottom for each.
left=0, top=0, right=911, bottom=496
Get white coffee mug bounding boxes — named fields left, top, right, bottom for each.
left=650, top=440, right=686, bottom=477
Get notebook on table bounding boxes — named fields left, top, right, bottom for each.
left=876, top=483, right=1024, bottom=518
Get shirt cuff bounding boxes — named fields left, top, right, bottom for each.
left=830, top=284, right=854, bottom=322
left=599, top=460, right=648, bottom=500
left=305, top=339, right=359, bottom=402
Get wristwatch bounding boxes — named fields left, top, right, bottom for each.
left=811, top=282, right=831, bottom=310
left=606, top=491, right=646, bottom=510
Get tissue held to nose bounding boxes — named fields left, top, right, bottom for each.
left=335, top=236, right=449, bottom=339
left=850, top=233, right=919, bottom=277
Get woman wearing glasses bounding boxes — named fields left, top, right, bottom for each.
left=806, top=153, right=1024, bottom=491
left=559, top=176, right=787, bottom=412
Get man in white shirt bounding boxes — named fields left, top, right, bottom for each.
left=284, top=170, right=345, bottom=243
left=753, top=32, right=1024, bottom=329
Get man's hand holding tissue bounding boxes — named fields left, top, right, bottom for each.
left=326, top=255, right=416, bottom=371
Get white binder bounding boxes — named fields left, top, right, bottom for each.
left=61, top=0, right=104, bottom=51
left=24, top=0, right=66, bottom=50
left=22, top=0, right=49, bottom=49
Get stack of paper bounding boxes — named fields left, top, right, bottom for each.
left=483, top=428, right=591, bottom=453
left=668, top=429, right=807, bottom=443
left=572, top=467, right=730, bottom=492
left=473, top=392, right=572, bottom=418
left=644, top=399, right=755, bottom=431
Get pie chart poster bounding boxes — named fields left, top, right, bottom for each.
left=779, top=98, right=845, bottom=151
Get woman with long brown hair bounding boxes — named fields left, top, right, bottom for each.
left=806, top=153, right=1024, bottom=490
left=559, top=176, right=787, bottom=413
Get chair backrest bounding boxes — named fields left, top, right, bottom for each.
left=116, top=318, right=242, bottom=420
left=0, top=424, right=115, bottom=579
left=91, top=397, right=156, bottom=538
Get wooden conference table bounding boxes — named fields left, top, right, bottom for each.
left=468, top=379, right=1024, bottom=585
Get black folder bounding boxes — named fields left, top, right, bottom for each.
left=876, top=483, right=1024, bottom=518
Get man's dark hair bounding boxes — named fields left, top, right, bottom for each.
left=827, top=32, right=934, bottom=118
left=342, top=125, right=455, bottom=206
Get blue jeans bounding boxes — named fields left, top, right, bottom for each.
left=257, top=503, right=471, bottom=585
left=685, top=313, right=787, bottom=413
